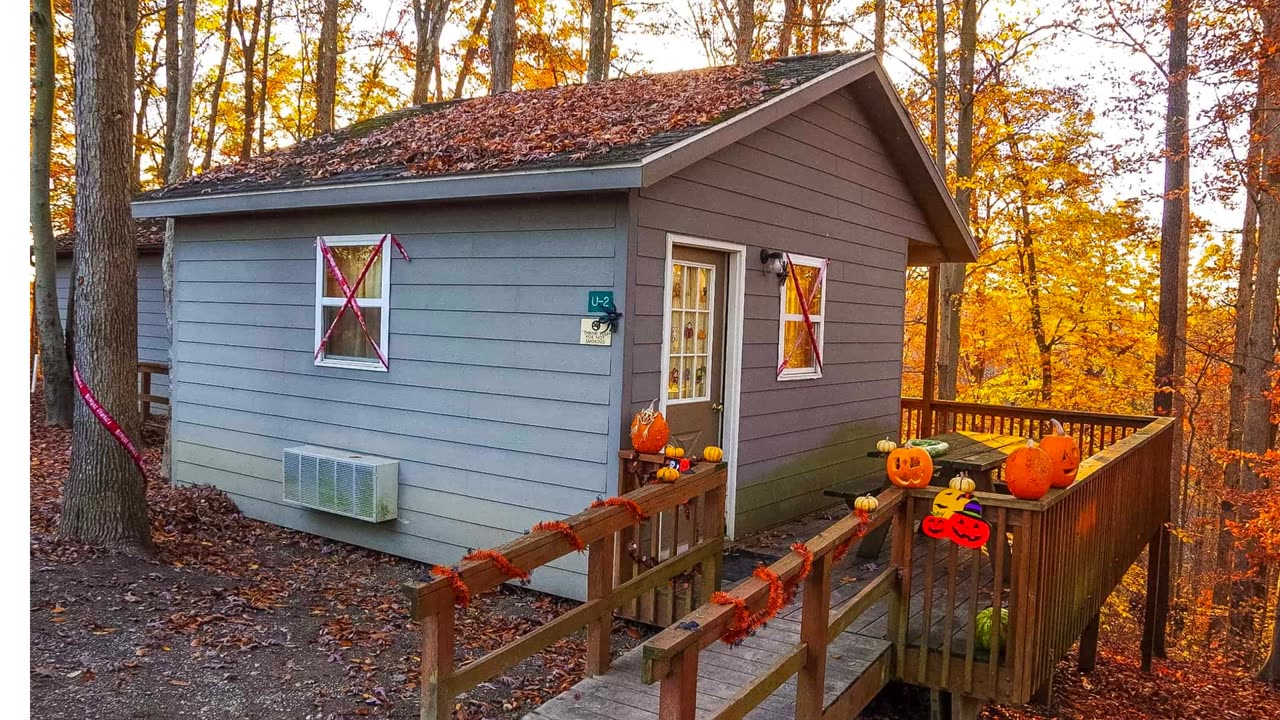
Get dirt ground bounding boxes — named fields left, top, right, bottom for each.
left=29, top=395, right=647, bottom=720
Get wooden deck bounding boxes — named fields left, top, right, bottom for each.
left=528, top=531, right=994, bottom=720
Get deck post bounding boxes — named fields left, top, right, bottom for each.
left=419, top=607, right=455, bottom=720
left=139, top=367, right=152, bottom=424
left=1141, top=524, right=1169, bottom=671
left=586, top=531, right=616, bottom=676
left=796, top=552, right=832, bottom=720
left=921, top=265, right=940, bottom=437
left=700, top=482, right=727, bottom=600
left=1077, top=609, right=1100, bottom=673
left=658, top=646, right=698, bottom=720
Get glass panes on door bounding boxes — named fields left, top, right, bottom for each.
left=668, top=262, right=714, bottom=402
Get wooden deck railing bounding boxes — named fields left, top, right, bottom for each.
left=403, top=460, right=728, bottom=720
left=639, top=411, right=1174, bottom=718
left=900, top=398, right=1152, bottom=458
left=640, top=488, right=905, bottom=720
left=893, top=415, right=1175, bottom=705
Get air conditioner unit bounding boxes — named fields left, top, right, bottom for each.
left=282, top=445, right=398, bottom=522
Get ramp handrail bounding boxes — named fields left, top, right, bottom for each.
left=403, top=461, right=729, bottom=720
left=640, top=488, right=905, bottom=720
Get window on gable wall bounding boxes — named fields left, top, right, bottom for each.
left=314, top=235, right=392, bottom=371
left=777, top=253, right=826, bottom=380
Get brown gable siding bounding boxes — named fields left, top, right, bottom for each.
left=627, top=87, right=919, bottom=536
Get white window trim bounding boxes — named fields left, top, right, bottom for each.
left=314, top=234, right=392, bottom=372
left=776, top=252, right=826, bottom=381
left=666, top=259, right=717, bottom=406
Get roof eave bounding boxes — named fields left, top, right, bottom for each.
left=132, top=163, right=645, bottom=218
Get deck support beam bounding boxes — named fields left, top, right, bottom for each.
left=1141, top=523, right=1170, bottom=671
left=921, top=264, right=940, bottom=437
left=1078, top=608, right=1100, bottom=673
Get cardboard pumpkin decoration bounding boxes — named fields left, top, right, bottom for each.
left=1004, top=440, right=1052, bottom=500
left=932, top=487, right=972, bottom=519
left=629, top=400, right=670, bottom=454
left=1040, top=419, right=1081, bottom=488
left=947, top=503, right=991, bottom=549
left=921, top=514, right=951, bottom=540
left=886, top=446, right=933, bottom=488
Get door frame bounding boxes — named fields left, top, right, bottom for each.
left=659, top=233, right=745, bottom=539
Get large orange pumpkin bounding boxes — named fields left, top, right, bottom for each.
left=1040, top=419, right=1081, bottom=488
left=887, top=446, right=933, bottom=488
left=1004, top=440, right=1052, bottom=500
left=629, top=400, right=670, bottom=454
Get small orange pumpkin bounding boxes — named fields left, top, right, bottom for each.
left=1004, top=440, right=1052, bottom=500
left=655, top=466, right=681, bottom=482
left=1040, top=419, right=1080, bottom=488
left=886, top=446, right=933, bottom=488
left=630, top=399, right=670, bottom=454
left=664, top=444, right=685, bottom=459
left=702, top=445, right=724, bottom=463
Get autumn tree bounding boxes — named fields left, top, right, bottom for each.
left=31, top=0, right=74, bottom=427
left=586, top=0, right=610, bottom=82
left=61, top=0, right=150, bottom=550
left=203, top=0, right=234, bottom=170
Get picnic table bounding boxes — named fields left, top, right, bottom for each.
left=826, top=430, right=1030, bottom=559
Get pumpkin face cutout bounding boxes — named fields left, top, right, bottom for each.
left=948, top=508, right=991, bottom=549
left=1004, top=440, right=1052, bottom=500
left=1040, top=419, right=1080, bottom=488
left=886, top=447, right=933, bottom=488
left=921, top=514, right=951, bottom=540
left=629, top=399, right=670, bottom=454
left=932, top=488, right=972, bottom=519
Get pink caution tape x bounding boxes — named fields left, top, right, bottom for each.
left=314, top=234, right=410, bottom=369
left=74, top=366, right=146, bottom=477
left=777, top=253, right=826, bottom=375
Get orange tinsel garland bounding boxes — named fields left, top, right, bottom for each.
left=532, top=520, right=585, bottom=552
left=710, top=591, right=753, bottom=645
left=431, top=565, right=472, bottom=608
left=832, top=508, right=872, bottom=563
left=711, top=543, right=816, bottom=645
left=462, top=548, right=531, bottom=583
left=589, top=496, right=648, bottom=522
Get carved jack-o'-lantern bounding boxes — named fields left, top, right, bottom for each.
left=1004, top=440, right=1053, bottom=500
left=1040, top=419, right=1081, bottom=488
left=629, top=400, right=670, bottom=454
left=886, top=446, right=933, bottom=488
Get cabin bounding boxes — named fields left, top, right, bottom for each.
left=132, top=51, right=977, bottom=600
left=54, top=219, right=171, bottom=417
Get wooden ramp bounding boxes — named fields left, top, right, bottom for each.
left=528, top=530, right=993, bottom=720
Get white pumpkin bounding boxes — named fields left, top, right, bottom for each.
left=876, top=437, right=898, bottom=454
left=949, top=472, right=976, bottom=494
left=854, top=495, right=880, bottom=512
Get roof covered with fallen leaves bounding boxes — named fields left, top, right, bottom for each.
left=142, top=52, right=865, bottom=201
left=55, top=218, right=166, bottom=255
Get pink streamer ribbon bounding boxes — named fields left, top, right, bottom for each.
left=314, top=234, right=410, bottom=369
left=777, top=254, right=826, bottom=375
left=74, top=366, right=146, bottom=477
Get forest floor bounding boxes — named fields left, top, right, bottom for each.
left=29, top=393, right=1280, bottom=719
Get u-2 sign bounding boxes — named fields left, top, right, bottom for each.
left=587, top=290, right=615, bottom=313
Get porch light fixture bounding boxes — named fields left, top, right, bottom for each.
left=760, top=249, right=788, bottom=284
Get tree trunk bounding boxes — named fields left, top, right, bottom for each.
left=234, top=0, right=263, bottom=159
left=936, top=0, right=976, bottom=401
left=453, top=0, right=492, bottom=99
left=412, top=0, right=449, bottom=102
left=202, top=1, right=234, bottom=171
left=778, top=0, right=798, bottom=57
left=488, top=0, right=515, bottom=93
left=61, top=0, right=150, bottom=550
left=735, top=0, right=753, bottom=64
left=257, top=0, right=273, bottom=154
left=314, top=0, right=338, bottom=133
left=1258, top=575, right=1280, bottom=685
left=31, top=0, right=73, bottom=427
left=162, top=0, right=179, bottom=173
left=168, top=0, right=196, bottom=183
left=587, top=0, right=608, bottom=82
left=874, top=0, right=885, bottom=58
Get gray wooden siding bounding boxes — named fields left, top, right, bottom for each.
left=170, top=196, right=628, bottom=600
left=56, top=254, right=170, bottom=408
left=629, top=87, right=916, bottom=536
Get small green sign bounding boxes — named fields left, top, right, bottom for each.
left=588, top=290, right=615, bottom=313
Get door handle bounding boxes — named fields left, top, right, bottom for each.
left=711, top=402, right=724, bottom=414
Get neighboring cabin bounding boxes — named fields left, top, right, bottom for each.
left=133, top=52, right=975, bottom=599
left=55, top=219, right=171, bottom=412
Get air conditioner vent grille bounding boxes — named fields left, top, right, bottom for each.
left=281, top=446, right=397, bottom=522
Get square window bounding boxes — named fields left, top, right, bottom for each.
left=777, top=253, right=826, bottom=380
left=315, top=235, right=392, bottom=371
